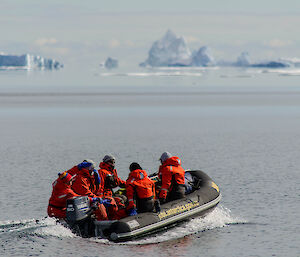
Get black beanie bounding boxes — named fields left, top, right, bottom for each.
left=129, top=162, right=142, bottom=172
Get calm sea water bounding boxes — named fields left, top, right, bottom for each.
left=0, top=68, right=299, bottom=256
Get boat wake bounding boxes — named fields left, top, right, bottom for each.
left=92, top=205, right=247, bottom=245
left=0, top=206, right=245, bottom=245
left=0, top=217, right=75, bottom=239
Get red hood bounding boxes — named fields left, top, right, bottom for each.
left=52, top=178, right=71, bottom=190
left=128, top=169, right=148, bottom=181
left=161, top=156, right=182, bottom=167
left=99, top=162, right=113, bottom=171
left=76, top=167, right=92, bottom=178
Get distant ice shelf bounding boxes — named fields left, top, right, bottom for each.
left=0, top=53, right=63, bottom=70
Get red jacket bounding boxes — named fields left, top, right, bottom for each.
left=99, top=162, right=125, bottom=197
left=158, top=156, right=185, bottom=199
left=126, top=169, right=155, bottom=209
left=68, top=165, right=102, bottom=196
left=67, top=165, right=80, bottom=176
left=47, top=178, right=80, bottom=219
left=71, top=168, right=101, bottom=198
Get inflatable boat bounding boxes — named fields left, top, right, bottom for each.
left=65, top=170, right=221, bottom=242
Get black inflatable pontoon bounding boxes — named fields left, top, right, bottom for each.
left=65, top=170, right=221, bottom=242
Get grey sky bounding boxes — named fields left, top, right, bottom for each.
left=2, top=0, right=300, bottom=14
left=1, top=1, right=299, bottom=67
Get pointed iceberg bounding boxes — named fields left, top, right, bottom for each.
left=140, top=30, right=192, bottom=67
left=235, top=52, right=251, bottom=67
left=191, top=46, right=215, bottom=67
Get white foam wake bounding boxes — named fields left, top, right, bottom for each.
left=93, top=206, right=246, bottom=245
left=0, top=217, right=75, bottom=238
left=0, top=218, right=36, bottom=226
left=0, top=206, right=244, bottom=243
left=129, top=206, right=244, bottom=245
left=34, top=217, right=76, bottom=238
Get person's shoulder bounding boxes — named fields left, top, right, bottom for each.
left=74, top=172, right=88, bottom=181
left=161, top=165, right=172, bottom=172
left=100, top=168, right=110, bottom=173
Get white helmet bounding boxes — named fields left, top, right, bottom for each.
left=83, top=159, right=96, bottom=171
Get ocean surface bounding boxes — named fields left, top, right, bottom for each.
left=0, top=67, right=299, bottom=257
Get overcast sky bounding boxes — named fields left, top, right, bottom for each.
left=1, top=1, right=300, bottom=67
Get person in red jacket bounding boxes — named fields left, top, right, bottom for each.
left=98, top=155, right=126, bottom=197
left=67, top=159, right=101, bottom=196
left=126, top=162, right=155, bottom=215
left=158, top=152, right=185, bottom=203
left=47, top=171, right=80, bottom=219
left=71, top=160, right=118, bottom=220
left=70, top=160, right=100, bottom=197
left=48, top=171, right=110, bottom=221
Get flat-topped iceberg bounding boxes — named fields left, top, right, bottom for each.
left=251, top=61, right=290, bottom=68
left=0, top=53, right=63, bottom=70
left=232, top=52, right=291, bottom=68
left=278, top=58, right=300, bottom=67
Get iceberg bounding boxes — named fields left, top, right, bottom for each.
left=0, top=53, right=63, bottom=70
left=251, top=61, right=290, bottom=68
left=235, top=52, right=251, bottom=67
left=232, top=52, right=291, bottom=68
left=140, top=30, right=217, bottom=67
left=191, top=46, right=215, bottom=67
left=104, top=57, right=118, bottom=69
left=140, top=30, right=192, bottom=67
left=278, top=58, right=300, bottom=67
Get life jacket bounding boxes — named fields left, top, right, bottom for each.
left=47, top=178, right=79, bottom=219
left=158, top=156, right=185, bottom=200
left=99, top=162, right=125, bottom=196
left=126, top=169, right=155, bottom=209
left=67, top=165, right=80, bottom=176
left=68, top=165, right=101, bottom=195
left=71, top=168, right=100, bottom=198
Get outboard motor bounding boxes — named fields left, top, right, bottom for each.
left=66, top=196, right=94, bottom=237
left=66, top=196, right=91, bottom=223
